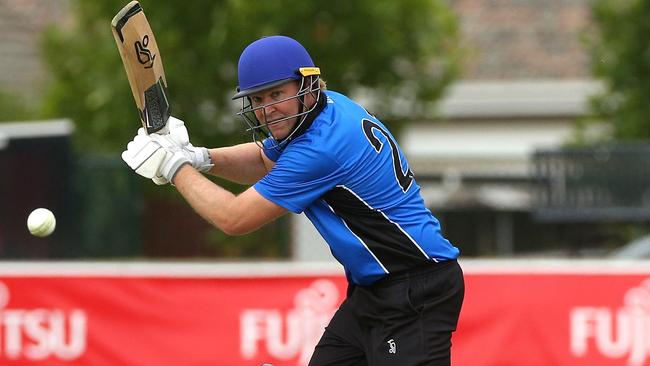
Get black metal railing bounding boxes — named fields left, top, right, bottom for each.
left=533, top=144, right=650, bottom=222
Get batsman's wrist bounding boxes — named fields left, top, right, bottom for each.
left=169, top=161, right=192, bottom=185
left=160, top=151, right=191, bottom=183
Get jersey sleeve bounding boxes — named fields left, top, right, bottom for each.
left=254, top=142, right=342, bottom=214
left=261, top=138, right=282, bottom=162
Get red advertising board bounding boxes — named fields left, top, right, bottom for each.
left=0, top=260, right=649, bottom=366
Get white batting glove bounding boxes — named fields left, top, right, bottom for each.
left=121, top=127, right=192, bottom=184
left=149, top=117, right=213, bottom=184
left=169, top=117, right=213, bottom=171
left=149, top=144, right=212, bottom=184
left=122, top=117, right=213, bottom=185
left=167, top=116, right=190, bottom=145
left=149, top=133, right=193, bottom=183
left=121, top=128, right=168, bottom=179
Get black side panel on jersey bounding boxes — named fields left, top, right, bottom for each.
left=322, top=186, right=429, bottom=273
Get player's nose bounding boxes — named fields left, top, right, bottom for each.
left=263, top=103, right=276, bottom=116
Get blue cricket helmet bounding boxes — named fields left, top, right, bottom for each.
left=232, top=36, right=318, bottom=99
left=233, top=35, right=323, bottom=150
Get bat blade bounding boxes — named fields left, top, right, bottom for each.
left=111, top=1, right=170, bottom=134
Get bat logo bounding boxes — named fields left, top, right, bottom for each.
left=134, top=35, right=155, bottom=69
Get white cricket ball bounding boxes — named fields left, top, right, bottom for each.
left=27, top=208, right=56, bottom=237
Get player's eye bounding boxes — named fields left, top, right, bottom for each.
left=251, top=97, right=263, bottom=106
left=270, top=91, right=283, bottom=100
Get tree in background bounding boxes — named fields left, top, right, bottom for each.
left=41, top=0, right=461, bottom=151
left=586, top=0, right=650, bottom=140
left=0, top=89, right=38, bottom=121
left=39, top=0, right=461, bottom=258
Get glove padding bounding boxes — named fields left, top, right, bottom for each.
left=122, top=117, right=213, bottom=185
left=150, top=142, right=212, bottom=185
left=167, top=117, right=212, bottom=172
left=151, top=133, right=193, bottom=182
left=152, top=117, right=213, bottom=184
left=121, top=128, right=169, bottom=179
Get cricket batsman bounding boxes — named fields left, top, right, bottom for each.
left=122, top=35, right=464, bottom=366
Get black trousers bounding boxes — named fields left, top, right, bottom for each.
left=309, top=260, right=464, bottom=366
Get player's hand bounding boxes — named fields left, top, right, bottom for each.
left=148, top=117, right=213, bottom=184
left=149, top=139, right=212, bottom=185
left=121, top=127, right=168, bottom=180
left=166, top=116, right=190, bottom=145
left=167, top=116, right=213, bottom=173
left=121, top=128, right=191, bottom=184
left=122, top=117, right=213, bottom=184
left=149, top=133, right=193, bottom=183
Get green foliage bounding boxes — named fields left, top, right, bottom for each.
left=41, top=0, right=461, bottom=151
left=0, top=89, right=39, bottom=121
left=586, top=0, right=650, bottom=140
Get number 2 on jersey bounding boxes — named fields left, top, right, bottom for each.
left=362, top=119, right=414, bottom=192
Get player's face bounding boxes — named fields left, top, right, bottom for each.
left=250, top=81, right=301, bottom=140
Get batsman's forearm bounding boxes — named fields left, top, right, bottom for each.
left=172, top=165, right=262, bottom=235
left=206, top=143, right=268, bottom=184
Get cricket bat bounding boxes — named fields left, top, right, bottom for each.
left=111, top=1, right=170, bottom=134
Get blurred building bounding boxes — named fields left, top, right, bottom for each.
left=0, top=0, right=70, bottom=101
left=454, top=0, right=590, bottom=80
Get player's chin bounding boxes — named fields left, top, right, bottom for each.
left=271, top=129, right=289, bottom=140
left=267, top=121, right=288, bottom=136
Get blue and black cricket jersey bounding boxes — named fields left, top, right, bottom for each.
left=254, top=91, right=459, bottom=286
